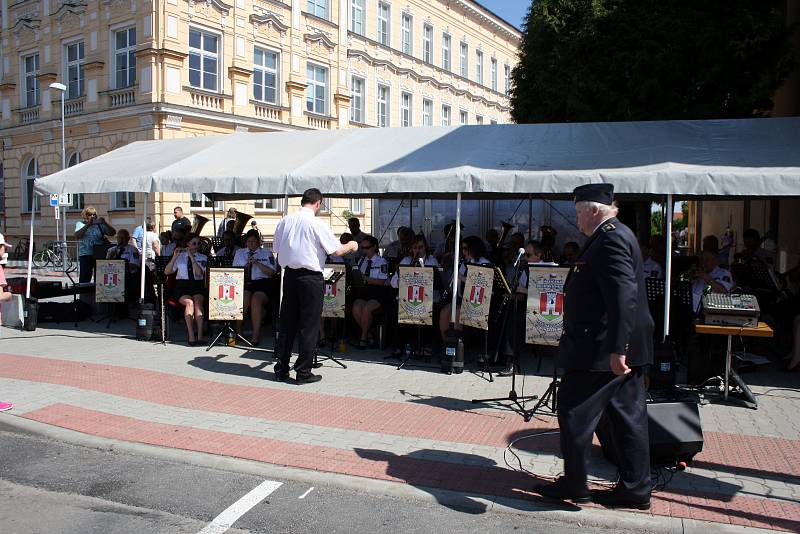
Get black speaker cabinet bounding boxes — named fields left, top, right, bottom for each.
left=596, top=401, right=704, bottom=467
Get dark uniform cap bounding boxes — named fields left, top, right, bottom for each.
left=573, top=183, right=614, bottom=205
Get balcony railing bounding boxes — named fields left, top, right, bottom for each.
left=252, top=101, right=285, bottom=122
left=14, top=106, right=40, bottom=125
left=64, top=97, right=85, bottom=116
left=106, top=86, right=136, bottom=108
left=187, top=87, right=227, bottom=112
left=306, top=112, right=332, bottom=130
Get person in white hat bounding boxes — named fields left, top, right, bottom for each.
left=0, top=233, right=14, bottom=411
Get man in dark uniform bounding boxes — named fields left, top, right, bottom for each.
left=534, top=183, right=654, bottom=510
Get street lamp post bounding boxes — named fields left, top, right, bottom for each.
left=49, top=82, right=67, bottom=275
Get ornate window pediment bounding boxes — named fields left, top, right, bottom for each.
left=189, top=0, right=232, bottom=17
left=303, top=32, right=335, bottom=51
left=250, top=12, right=288, bottom=34
left=52, top=0, right=88, bottom=21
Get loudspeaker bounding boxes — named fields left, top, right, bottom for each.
left=596, top=401, right=704, bottom=467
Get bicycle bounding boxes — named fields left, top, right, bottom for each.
left=33, top=241, right=75, bottom=270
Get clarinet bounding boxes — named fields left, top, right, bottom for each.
left=441, top=259, right=463, bottom=304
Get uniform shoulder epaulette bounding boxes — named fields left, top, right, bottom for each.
left=601, top=222, right=616, bottom=232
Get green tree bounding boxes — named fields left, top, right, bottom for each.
left=511, top=0, right=796, bottom=123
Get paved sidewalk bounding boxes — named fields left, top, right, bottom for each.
left=1, top=321, right=799, bottom=532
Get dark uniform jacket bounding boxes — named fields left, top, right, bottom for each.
left=558, top=217, right=654, bottom=371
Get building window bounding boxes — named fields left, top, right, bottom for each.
left=401, top=14, right=413, bottom=55
left=23, top=53, right=39, bottom=107
left=254, top=198, right=284, bottom=212
left=460, top=41, right=468, bottom=78
left=189, top=28, right=219, bottom=91
left=253, top=48, right=279, bottom=104
left=422, top=98, right=433, bottom=126
left=441, top=34, right=451, bottom=71
left=459, top=110, right=468, bottom=125
left=351, top=76, right=365, bottom=123
left=377, top=2, right=390, bottom=46
left=490, top=119, right=498, bottom=125
left=490, top=58, right=498, bottom=91
left=306, top=63, right=328, bottom=115
left=350, top=198, right=364, bottom=214
left=422, top=24, right=433, bottom=64
left=475, top=50, right=483, bottom=85
left=307, top=0, right=328, bottom=19
left=67, top=152, right=85, bottom=211
left=190, top=193, right=222, bottom=210
left=504, top=64, right=511, bottom=95
left=22, top=158, right=39, bottom=212
left=401, top=92, right=412, bottom=127
left=112, top=192, right=135, bottom=210
left=65, top=41, right=85, bottom=99
left=377, top=84, right=389, bottom=128
left=351, top=0, right=365, bottom=34
left=114, top=27, right=136, bottom=89
left=441, top=105, right=451, bottom=126
left=476, top=114, right=484, bottom=125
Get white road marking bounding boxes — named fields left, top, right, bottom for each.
left=298, top=487, right=314, bottom=499
left=198, top=480, right=283, bottom=534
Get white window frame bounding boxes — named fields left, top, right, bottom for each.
left=441, top=33, right=451, bottom=71
left=475, top=49, right=483, bottom=85
left=350, top=198, right=364, bottom=215
left=113, top=26, right=136, bottom=89
left=422, top=98, right=433, bottom=126
left=64, top=40, right=85, bottom=99
left=491, top=58, right=498, bottom=91
left=111, top=192, right=135, bottom=210
left=190, top=193, right=223, bottom=211
left=253, top=46, right=280, bottom=104
left=422, top=24, right=433, bottom=64
left=350, top=76, right=365, bottom=123
left=459, top=41, right=468, bottom=78
left=254, top=198, right=285, bottom=212
left=441, top=104, right=451, bottom=126
left=22, top=158, right=40, bottom=213
left=22, top=52, right=39, bottom=107
left=476, top=114, right=484, bottom=125
left=377, top=83, right=390, bottom=128
left=306, top=62, right=329, bottom=115
left=377, top=2, right=391, bottom=46
left=401, top=13, right=413, bottom=55
left=459, top=110, right=468, bottom=125
left=401, top=91, right=412, bottom=127
left=307, top=0, right=328, bottom=19
left=67, top=152, right=85, bottom=211
left=188, top=26, right=220, bottom=92
left=504, top=64, right=511, bottom=95
left=351, top=0, right=365, bottom=34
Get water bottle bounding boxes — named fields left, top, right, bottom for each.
left=404, top=343, right=413, bottom=360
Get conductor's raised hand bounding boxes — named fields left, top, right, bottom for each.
left=347, top=241, right=359, bottom=253
left=610, top=353, right=631, bottom=376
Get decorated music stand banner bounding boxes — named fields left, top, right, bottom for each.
left=460, top=264, right=494, bottom=331
left=398, top=266, right=434, bottom=325
left=96, top=260, right=126, bottom=303
left=209, top=268, right=244, bottom=321
left=322, top=263, right=346, bottom=318
left=526, top=266, right=569, bottom=346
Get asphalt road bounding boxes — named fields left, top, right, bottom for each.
left=0, top=420, right=641, bottom=534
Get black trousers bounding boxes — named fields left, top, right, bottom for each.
left=557, top=366, right=651, bottom=500
left=79, top=255, right=94, bottom=284
left=277, top=268, right=323, bottom=377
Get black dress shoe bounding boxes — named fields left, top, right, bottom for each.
left=591, top=489, right=651, bottom=510
left=533, top=477, right=590, bottom=503
left=273, top=364, right=289, bottom=382
left=295, top=373, right=322, bottom=385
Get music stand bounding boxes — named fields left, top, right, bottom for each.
left=315, top=269, right=347, bottom=368
left=154, top=256, right=171, bottom=343
left=394, top=265, right=438, bottom=371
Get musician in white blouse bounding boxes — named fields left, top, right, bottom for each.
left=165, top=233, right=208, bottom=345
left=352, top=235, right=389, bottom=349
left=438, top=235, right=492, bottom=340
left=233, top=230, right=276, bottom=345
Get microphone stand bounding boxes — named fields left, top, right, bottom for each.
left=471, top=251, right=538, bottom=419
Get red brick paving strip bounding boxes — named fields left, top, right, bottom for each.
left=21, top=403, right=800, bottom=532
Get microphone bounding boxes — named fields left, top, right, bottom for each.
left=514, top=247, right=525, bottom=266
left=418, top=257, right=425, bottom=268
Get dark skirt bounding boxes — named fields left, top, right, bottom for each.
left=175, top=279, right=205, bottom=298
left=245, top=278, right=272, bottom=296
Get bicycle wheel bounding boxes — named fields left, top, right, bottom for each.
left=32, top=250, right=49, bottom=268
left=51, top=250, right=64, bottom=268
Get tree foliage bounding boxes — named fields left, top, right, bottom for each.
left=510, top=0, right=796, bottom=123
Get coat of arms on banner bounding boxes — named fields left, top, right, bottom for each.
left=526, top=266, right=569, bottom=346
left=398, top=266, right=434, bottom=325
left=322, top=263, right=346, bottom=318
left=209, top=268, right=244, bottom=321
left=460, top=264, right=494, bottom=331
left=96, top=260, right=126, bottom=303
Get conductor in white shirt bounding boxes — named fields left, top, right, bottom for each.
left=273, top=188, right=358, bottom=384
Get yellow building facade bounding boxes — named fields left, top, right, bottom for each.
left=0, top=0, right=520, bottom=244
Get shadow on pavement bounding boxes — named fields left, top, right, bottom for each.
left=188, top=355, right=273, bottom=380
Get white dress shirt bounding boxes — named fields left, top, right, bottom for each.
left=107, top=244, right=141, bottom=266
left=692, top=265, right=733, bottom=312
left=233, top=247, right=275, bottom=281
left=162, top=242, right=177, bottom=257
left=357, top=254, right=389, bottom=283
left=274, top=207, right=340, bottom=273
left=173, top=251, right=208, bottom=280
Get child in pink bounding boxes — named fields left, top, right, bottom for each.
left=0, top=233, right=14, bottom=411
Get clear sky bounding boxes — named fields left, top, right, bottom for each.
left=476, top=1, right=530, bottom=30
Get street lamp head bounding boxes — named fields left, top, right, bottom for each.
left=49, top=82, right=67, bottom=92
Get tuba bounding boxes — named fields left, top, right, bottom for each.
left=232, top=211, right=254, bottom=238
left=496, top=221, right=514, bottom=248
left=190, top=214, right=212, bottom=254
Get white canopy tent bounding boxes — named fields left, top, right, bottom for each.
left=31, top=118, right=800, bottom=337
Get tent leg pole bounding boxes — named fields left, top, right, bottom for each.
left=25, top=197, right=36, bottom=299
left=409, top=193, right=413, bottom=233
left=528, top=194, right=533, bottom=240
left=140, top=193, right=148, bottom=303
left=663, top=194, right=673, bottom=343
left=450, top=193, right=462, bottom=328
left=211, top=194, right=217, bottom=238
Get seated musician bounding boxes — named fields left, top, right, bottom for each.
left=390, top=234, right=440, bottom=287
left=352, top=235, right=389, bottom=349
left=438, top=235, right=491, bottom=340
left=233, top=230, right=276, bottom=345
left=640, top=239, right=664, bottom=279
left=691, top=249, right=733, bottom=313
left=106, top=229, right=141, bottom=270
left=327, top=233, right=358, bottom=266
left=214, top=230, right=241, bottom=259
left=559, top=241, right=580, bottom=266
left=384, top=226, right=414, bottom=261
left=165, top=233, right=208, bottom=345
left=162, top=228, right=186, bottom=257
